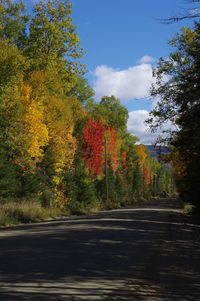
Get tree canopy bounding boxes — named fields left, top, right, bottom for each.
left=147, top=22, right=200, bottom=209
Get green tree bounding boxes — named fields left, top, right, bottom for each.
left=69, top=76, right=95, bottom=105
left=26, top=0, right=85, bottom=92
left=0, top=39, right=28, bottom=89
left=0, top=0, right=85, bottom=93
left=0, top=0, right=29, bottom=47
left=147, top=23, right=200, bottom=209
left=66, top=155, right=98, bottom=214
left=93, top=95, right=129, bottom=134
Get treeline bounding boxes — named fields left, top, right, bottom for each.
left=0, top=0, right=174, bottom=224
left=148, top=22, right=200, bottom=213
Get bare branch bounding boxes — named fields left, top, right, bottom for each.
left=160, top=0, right=200, bottom=24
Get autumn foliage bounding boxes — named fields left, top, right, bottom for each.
left=0, top=0, right=175, bottom=223
left=107, top=127, right=118, bottom=172
left=143, top=167, right=151, bottom=185
left=121, top=151, right=128, bottom=170
left=82, top=120, right=105, bottom=175
left=136, top=145, right=148, bottom=167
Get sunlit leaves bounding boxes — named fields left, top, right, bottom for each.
left=136, top=145, right=148, bottom=167
left=19, top=84, right=49, bottom=166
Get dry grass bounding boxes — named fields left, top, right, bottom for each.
left=0, top=201, right=63, bottom=226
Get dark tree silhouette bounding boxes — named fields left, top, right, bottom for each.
left=162, top=0, right=200, bottom=24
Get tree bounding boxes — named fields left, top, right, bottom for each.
left=106, top=127, right=118, bottom=172
left=147, top=23, right=200, bottom=209
left=148, top=24, right=200, bottom=133
left=162, top=0, right=200, bottom=23
left=0, top=39, right=28, bottom=89
left=93, top=95, right=129, bottom=135
left=27, top=0, right=85, bottom=92
left=0, top=0, right=85, bottom=93
left=0, top=0, right=29, bottom=47
left=136, top=145, right=148, bottom=167
left=68, top=76, right=95, bottom=105
left=82, top=119, right=105, bottom=175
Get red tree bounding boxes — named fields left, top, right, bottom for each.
left=82, top=120, right=105, bottom=175
left=143, top=167, right=150, bottom=185
left=121, top=150, right=128, bottom=170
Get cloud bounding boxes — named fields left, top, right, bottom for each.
left=127, top=110, right=175, bottom=145
left=137, top=55, right=154, bottom=64
left=189, top=8, right=200, bottom=16
left=127, top=110, right=152, bottom=144
left=93, top=60, right=156, bottom=101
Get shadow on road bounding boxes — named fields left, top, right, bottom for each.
left=0, top=198, right=200, bottom=300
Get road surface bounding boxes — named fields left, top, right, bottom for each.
left=0, top=198, right=200, bottom=300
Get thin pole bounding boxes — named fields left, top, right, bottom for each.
left=104, top=135, right=109, bottom=202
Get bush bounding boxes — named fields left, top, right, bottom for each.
left=67, top=199, right=102, bottom=215
left=183, top=203, right=195, bottom=214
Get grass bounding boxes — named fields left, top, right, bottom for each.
left=183, top=203, right=195, bottom=214
left=0, top=194, right=170, bottom=227
left=182, top=202, right=200, bottom=224
left=0, top=199, right=103, bottom=226
left=0, top=201, right=63, bottom=226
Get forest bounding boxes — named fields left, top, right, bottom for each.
left=0, top=0, right=181, bottom=226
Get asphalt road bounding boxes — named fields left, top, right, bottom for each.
left=0, top=198, right=200, bottom=301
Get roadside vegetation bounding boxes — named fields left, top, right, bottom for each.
left=0, top=0, right=176, bottom=226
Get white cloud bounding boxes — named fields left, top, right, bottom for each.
left=94, top=60, right=156, bottom=102
left=137, top=55, right=154, bottom=64
left=127, top=110, right=152, bottom=144
left=127, top=110, right=175, bottom=145
left=189, top=8, right=200, bottom=16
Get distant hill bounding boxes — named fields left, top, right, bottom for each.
left=145, top=145, right=169, bottom=159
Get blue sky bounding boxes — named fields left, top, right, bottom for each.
left=27, top=0, right=197, bottom=143
left=70, top=0, right=196, bottom=144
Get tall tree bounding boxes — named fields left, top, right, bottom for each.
left=147, top=23, right=200, bottom=209
left=27, top=0, right=85, bottom=92
left=0, top=0, right=85, bottom=93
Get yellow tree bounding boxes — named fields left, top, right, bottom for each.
left=17, top=84, right=49, bottom=169
left=44, top=95, right=76, bottom=185
left=136, top=145, right=148, bottom=168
